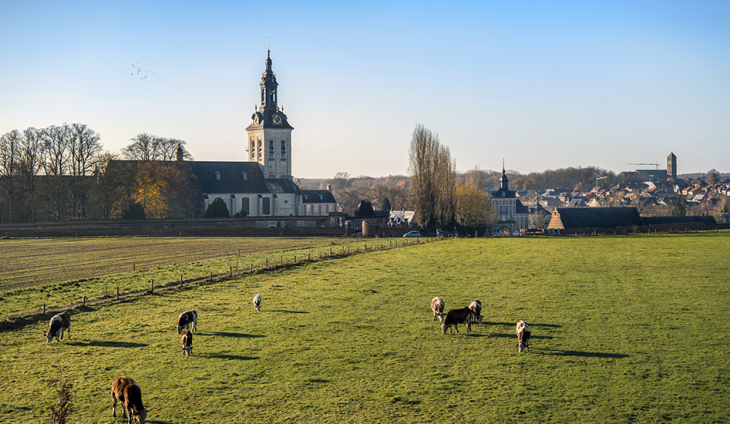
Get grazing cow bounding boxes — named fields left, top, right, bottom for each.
left=468, top=299, right=483, bottom=324
left=175, top=310, right=197, bottom=335
left=516, top=320, right=532, bottom=352
left=441, top=307, right=473, bottom=334
left=45, top=312, right=70, bottom=343
left=111, top=376, right=147, bottom=424
left=253, top=294, right=261, bottom=312
left=431, top=297, right=445, bottom=322
left=180, top=328, right=193, bottom=356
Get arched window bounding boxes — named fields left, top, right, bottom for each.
left=257, top=140, right=262, bottom=160
left=281, top=141, right=287, bottom=159
left=269, top=140, right=274, bottom=157
left=261, top=88, right=264, bottom=102
left=250, top=139, right=255, bottom=160
left=262, top=197, right=271, bottom=215
left=241, top=197, right=250, bottom=216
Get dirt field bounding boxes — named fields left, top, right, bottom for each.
left=0, top=236, right=345, bottom=291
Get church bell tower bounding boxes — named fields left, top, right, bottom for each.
left=245, top=50, right=293, bottom=178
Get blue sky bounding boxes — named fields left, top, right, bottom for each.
left=1, top=1, right=728, bottom=178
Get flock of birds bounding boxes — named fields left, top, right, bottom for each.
left=128, top=62, right=161, bottom=82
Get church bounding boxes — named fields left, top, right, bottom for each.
left=490, top=166, right=530, bottom=235
left=188, top=51, right=336, bottom=217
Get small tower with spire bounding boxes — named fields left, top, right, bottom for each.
left=245, top=49, right=294, bottom=179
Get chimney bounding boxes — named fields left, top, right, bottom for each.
left=326, top=184, right=332, bottom=191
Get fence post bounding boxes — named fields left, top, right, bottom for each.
left=180, top=274, right=183, bottom=286
left=308, top=253, right=310, bottom=260
left=210, top=272, right=213, bottom=281
left=280, top=256, right=283, bottom=264
left=330, top=247, right=332, bottom=255
left=133, top=263, right=135, bottom=271
left=294, top=255, right=297, bottom=262
left=83, top=296, right=86, bottom=306
left=43, top=303, right=46, bottom=314
left=250, top=263, right=253, bottom=272
left=238, top=249, right=241, bottom=256
left=319, top=249, right=321, bottom=258
left=229, top=266, right=232, bottom=277
left=150, top=280, right=154, bottom=293
left=265, top=258, right=268, bottom=267
left=116, top=286, right=119, bottom=299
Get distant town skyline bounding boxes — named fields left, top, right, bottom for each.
left=1, top=1, right=728, bottom=178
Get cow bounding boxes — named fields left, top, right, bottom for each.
left=468, top=299, right=483, bottom=324
left=431, top=297, right=445, bottom=322
left=516, top=320, right=532, bottom=352
left=253, top=294, right=261, bottom=312
left=175, top=310, right=197, bottom=335
left=441, top=307, right=474, bottom=334
left=180, top=328, right=193, bottom=356
left=44, top=312, right=70, bottom=343
left=111, top=376, right=147, bottom=424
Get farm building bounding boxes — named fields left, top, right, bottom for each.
left=547, top=207, right=643, bottom=232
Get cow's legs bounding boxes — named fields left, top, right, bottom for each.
left=112, top=394, right=117, bottom=417
left=454, top=324, right=458, bottom=334
left=126, top=405, right=132, bottom=423
left=67, top=325, right=70, bottom=340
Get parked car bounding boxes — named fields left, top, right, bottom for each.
left=403, top=231, right=421, bottom=238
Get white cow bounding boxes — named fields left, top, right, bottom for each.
left=45, top=312, right=71, bottom=343
left=253, top=294, right=261, bottom=312
left=431, top=297, right=445, bottom=322
left=516, top=320, right=532, bottom=352
left=468, top=299, right=483, bottom=324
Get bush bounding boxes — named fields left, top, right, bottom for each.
left=205, top=198, right=230, bottom=218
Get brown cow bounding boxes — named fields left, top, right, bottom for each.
left=111, top=376, right=147, bottom=424
left=180, top=328, right=193, bottom=356
left=468, top=299, right=483, bottom=324
left=45, top=312, right=70, bottom=343
left=253, top=294, right=261, bottom=312
left=441, top=307, right=474, bottom=334
left=431, top=297, right=445, bottom=322
left=175, top=310, right=197, bottom=334
left=516, top=320, right=532, bottom=352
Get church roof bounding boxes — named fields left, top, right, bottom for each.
left=190, top=161, right=298, bottom=194
left=302, top=190, right=337, bottom=204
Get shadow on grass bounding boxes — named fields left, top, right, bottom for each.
left=488, top=333, right=554, bottom=340
left=483, top=321, right=563, bottom=328
left=537, top=350, right=629, bottom=359
left=267, top=309, right=310, bottom=314
left=201, top=353, right=259, bottom=361
left=67, top=340, right=148, bottom=348
left=202, top=332, right=265, bottom=339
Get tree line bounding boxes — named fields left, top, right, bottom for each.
left=0, top=125, right=196, bottom=223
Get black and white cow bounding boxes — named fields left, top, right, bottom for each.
left=111, top=376, right=147, bottom=424
left=516, top=320, right=532, bottom=352
left=175, top=310, right=197, bottom=335
left=468, top=299, right=483, bottom=324
left=253, top=294, right=261, bottom=312
left=45, top=312, right=70, bottom=343
left=180, top=328, right=193, bottom=356
left=431, top=297, right=445, bottom=322
left=441, top=307, right=474, bottom=334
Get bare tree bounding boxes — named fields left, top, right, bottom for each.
left=122, top=133, right=192, bottom=161
left=18, top=127, right=45, bottom=222
left=529, top=211, right=551, bottom=230
left=328, top=171, right=351, bottom=191
left=41, top=124, right=72, bottom=220
left=0, top=129, right=21, bottom=222
left=408, top=124, right=456, bottom=231
left=69, top=124, right=103, bottom=217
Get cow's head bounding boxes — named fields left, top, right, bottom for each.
left=133, top=408, right=147, bottom=423
left=518, top=339, right=529, bottom=353
left=44, top=332, right=54, bottom=343
left=183, top=346, right=193, bottom=356
left=441, top=323, right=448, bottom=334
left=175, top=326, right=182, bottom=335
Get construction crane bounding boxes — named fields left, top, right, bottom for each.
left=628, top=162, right=660, bottom=169
left=595, top=174, right=608, bottom=188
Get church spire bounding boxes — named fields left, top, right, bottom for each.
left=500, top=160, right=509, bottom=190
left=259, top=49, right=278, bottom=111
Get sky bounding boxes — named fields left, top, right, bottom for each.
left=1, top=1, right=729, bottom=178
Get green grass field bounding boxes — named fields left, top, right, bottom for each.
left=1, top=233, right=728, bottom=423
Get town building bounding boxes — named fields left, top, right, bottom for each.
left=490, top=166, right=530, bottom=235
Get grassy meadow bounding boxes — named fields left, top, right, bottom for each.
left=0, top=233, right=729, bottom=423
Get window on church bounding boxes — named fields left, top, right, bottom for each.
left=242, top=197, right=250, bottom=216
left=257, top=140, right=262, bottom=160
left=242, top=171, right=247, bottom=180
left=281, top=141, right=286, bottom=160
left=263, top=197, right=271, bottom=215
left=269, top=141, right=274, bottom=157
left=306, top=205, right=311, bottom=216
left=261, top=88, right=264, bottom=102
left=250, top=140, right=255, bottom=160
left=214, top=171, right=220, bottom=181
